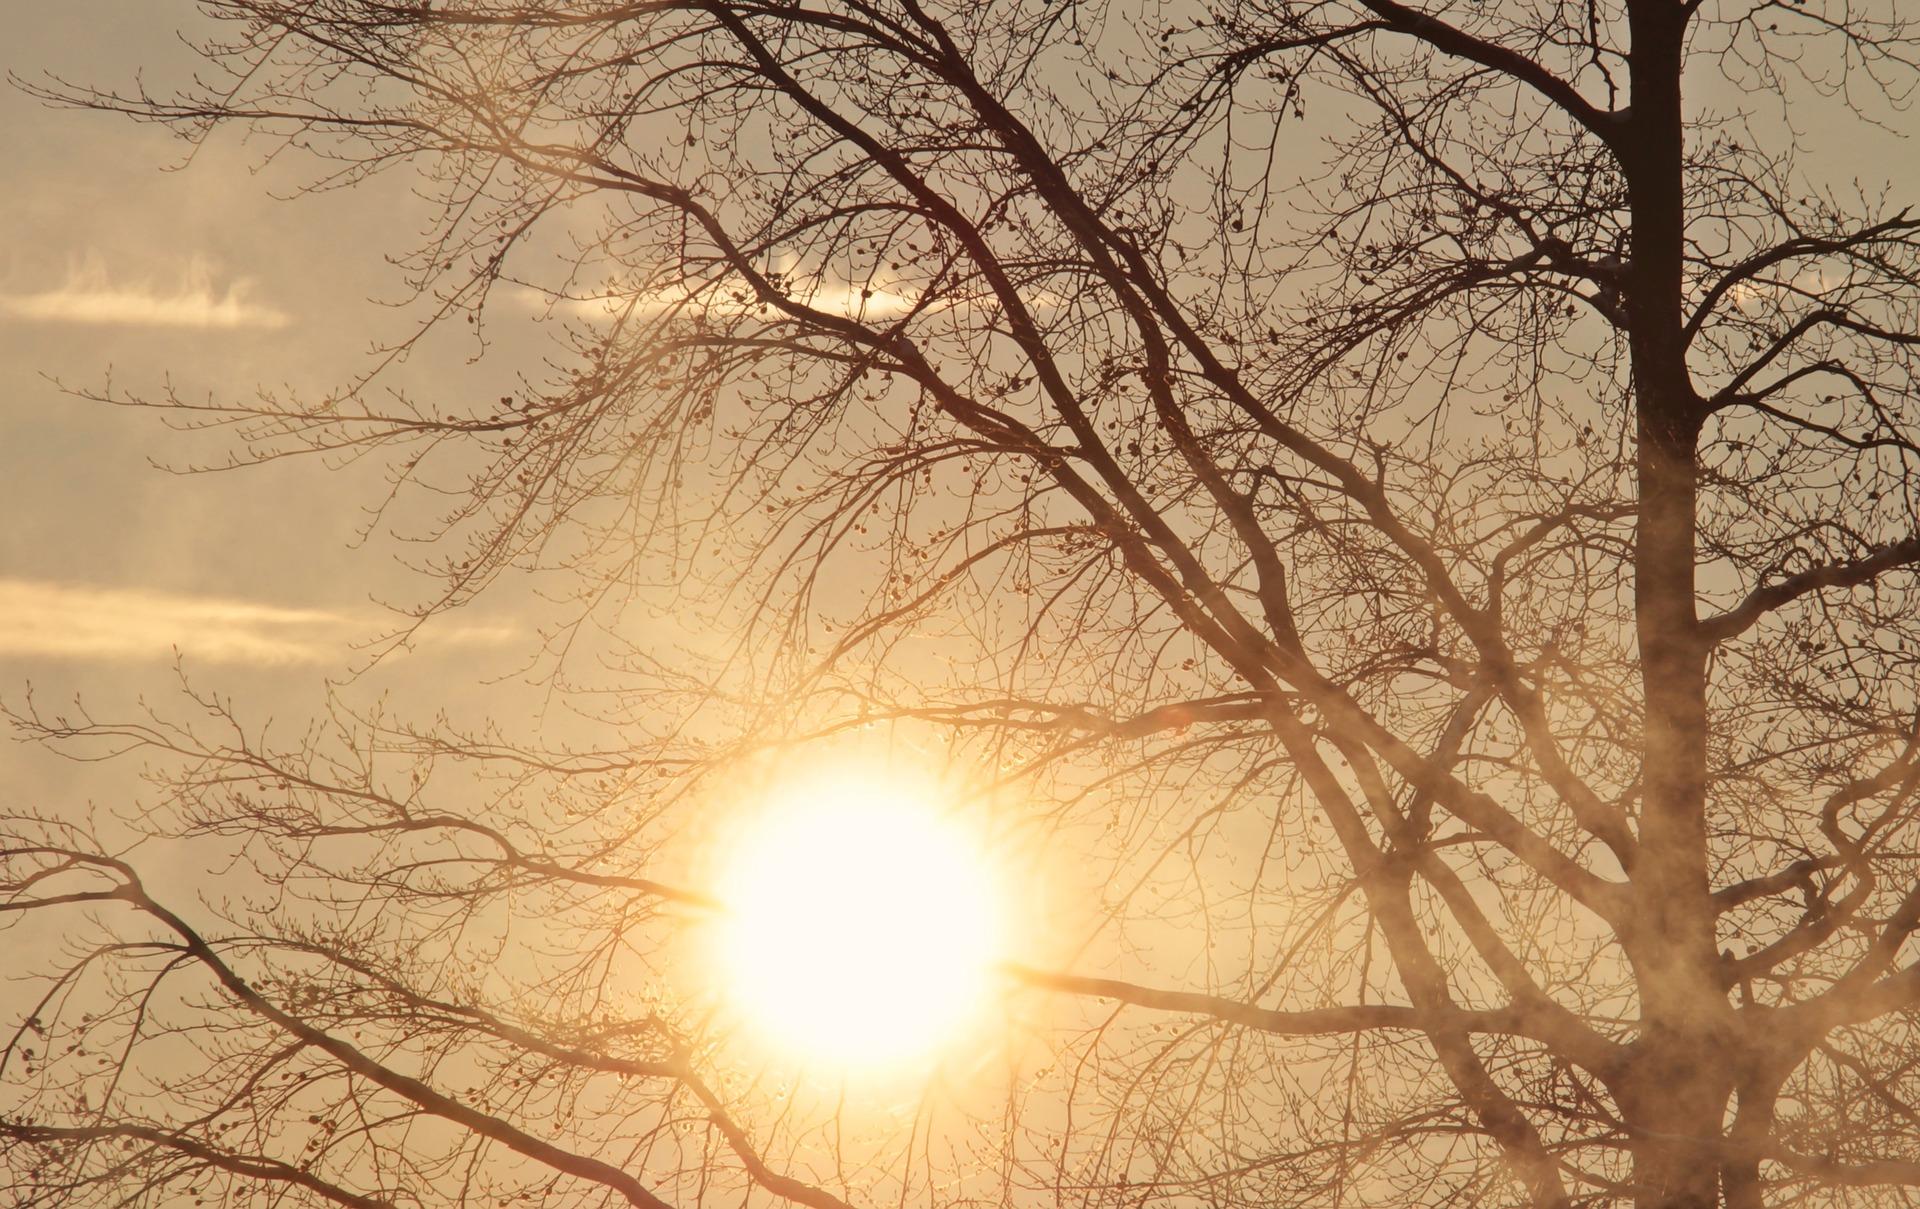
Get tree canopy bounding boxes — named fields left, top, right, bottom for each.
left=8, top=2, right=1920, bottom=1207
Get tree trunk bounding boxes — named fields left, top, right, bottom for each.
left=1621, top=5, right=1738, bottom=1204
left=1617, top=1038, right=1733, bottom=1209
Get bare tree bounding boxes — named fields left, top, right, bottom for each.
left=9, top=1, right=1920, bottom=1206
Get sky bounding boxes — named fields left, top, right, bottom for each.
left=0, top=8, right=1070, bottom=1131
left=7, top=4, right=1917, bottom=795
left=6, top=0, right=1916, bottom=861
left=9, top=7, right=1920, bottom=1205
left=0, top=4, right=564, bottom=816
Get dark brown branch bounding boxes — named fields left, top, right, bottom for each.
left=1701, top=537, right=1920, bottom=645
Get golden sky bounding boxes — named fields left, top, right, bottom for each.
left=9, top=5, right=1920, bottom=1207
left=3, top=1, right=1910, bottom=691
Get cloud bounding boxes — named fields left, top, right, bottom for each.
left=0, top=255, right=291, bottom=329
left=0, top=580, right=513, bottom=665
left=506, top=252, right=1065, bottom=326
left=515, top=282, right=939, bottom=322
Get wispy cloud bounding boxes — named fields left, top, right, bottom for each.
left=0, top=580, right=512, bottom=665
left=513, top=282, right=942, bottom=322
left=0, top=255, right=291, bottom=329
left=507, top=252, right=1065, bottom=325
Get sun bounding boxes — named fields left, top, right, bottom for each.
left=713, top=769, right=1001, bottom=1069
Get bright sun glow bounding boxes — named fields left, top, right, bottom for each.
left=715, top=772, right=1000, bottom=1069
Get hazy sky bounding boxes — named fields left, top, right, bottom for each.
left=0, top=4, right=557, bottom=816
left=4, top=2, right=1915, bottom=786
left=10, top=9, right=1920, bottom=1207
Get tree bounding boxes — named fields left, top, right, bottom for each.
left=8, top=1, right=1920, bottom=1206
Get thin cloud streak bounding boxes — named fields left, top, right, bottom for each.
left=507, top=252, right=1066, bottom=325
left=0, top=580, right=513, bottom=665
left=0, top=255, right=291, bottom=329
